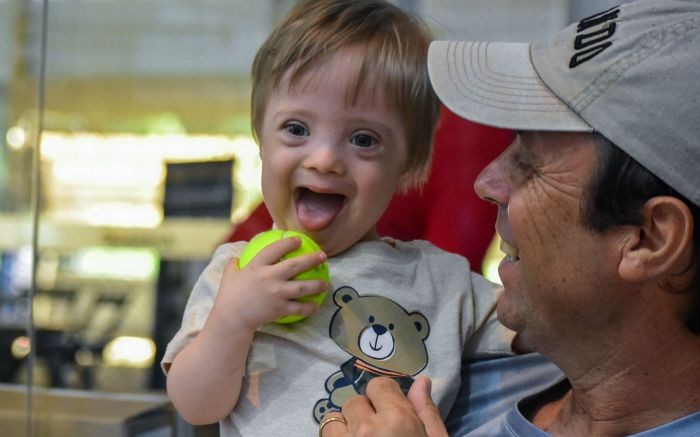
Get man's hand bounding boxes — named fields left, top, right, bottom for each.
left=319, top=376, right=447, bottom=437
left=407, top=377, right=448, bottom=436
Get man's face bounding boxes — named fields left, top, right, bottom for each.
left=258, top=48, right=409, bottom=257
left=474, top=132, right=625, bottom=349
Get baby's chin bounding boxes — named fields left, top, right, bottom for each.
left=310, top=235, right=347, bottom=257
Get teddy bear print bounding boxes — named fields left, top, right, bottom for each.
left=313, top=286, right=430, bottom=423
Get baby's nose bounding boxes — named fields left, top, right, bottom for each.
left=304, top=143, right=344, bottom=174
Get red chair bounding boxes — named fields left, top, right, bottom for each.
left=226, top=106, right=511, bottom=272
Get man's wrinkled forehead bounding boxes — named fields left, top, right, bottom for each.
left=513, top=131, right=599, bottom=162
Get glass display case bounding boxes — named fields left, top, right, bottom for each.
left=0, top=0, right=622, bottom=435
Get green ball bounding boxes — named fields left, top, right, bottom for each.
left=238, top=230, right=329, bottom=324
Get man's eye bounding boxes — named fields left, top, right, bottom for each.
left=511, top=151, right=533, bottom=173
left=350, top=134, right=376, bottom=148
left=514, top=159, right=532, bottom=172
left=285, top=123, right=309, bottom=137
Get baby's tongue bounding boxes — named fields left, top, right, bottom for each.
left=296, top=189, right=344, bottom=231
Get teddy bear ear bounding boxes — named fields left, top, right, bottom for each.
left=409, top=312, right=430, bottom=340
left=333, top=286, right=359, bottom=307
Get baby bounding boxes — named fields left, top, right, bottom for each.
left=163, top=0, right=515, bottom=435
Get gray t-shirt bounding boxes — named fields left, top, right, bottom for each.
left=162, top=238, right=514, bottom=436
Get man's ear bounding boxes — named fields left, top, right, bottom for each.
left=618, top=196, right=694, bottom=283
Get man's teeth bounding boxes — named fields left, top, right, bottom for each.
left=500, top=239, right=520, bottom=262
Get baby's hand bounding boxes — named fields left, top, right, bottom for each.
left=213, top=237, right=328, bottom=332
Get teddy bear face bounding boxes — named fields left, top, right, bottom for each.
left=329, top=286, right=430, bottom=376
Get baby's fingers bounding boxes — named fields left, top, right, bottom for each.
left=280, top=299, right=322, bottom=319
left=247, top=237, right=303, bottom=266
left=281, top=279, right=329, bottom=300
left=275, top=250, right=327, bottom=279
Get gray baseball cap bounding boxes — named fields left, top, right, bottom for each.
left=428, top=0, right=700, bottom=206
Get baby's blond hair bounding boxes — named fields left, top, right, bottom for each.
left=251, top=0, right=440, bottom=190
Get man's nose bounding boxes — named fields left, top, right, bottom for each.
left=474, top=156, right=509, bottom=206
left=303, top=143, right=344, bottom=174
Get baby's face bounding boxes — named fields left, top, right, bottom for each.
left=258, top=48, right=409, bottom=257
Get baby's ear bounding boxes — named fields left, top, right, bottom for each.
left=618, top=196, right=694, bottom=285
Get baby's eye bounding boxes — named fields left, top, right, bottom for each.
left=285, top=123, right=309, bottom=137
left=350, top=134, right=377, bottom=148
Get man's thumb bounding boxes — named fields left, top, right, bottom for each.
left=407, top=376, right=448, bottom=437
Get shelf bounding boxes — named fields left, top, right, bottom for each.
left=0, top=214, right=232, bottom=259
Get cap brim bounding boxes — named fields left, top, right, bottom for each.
left=428, top=41, right=592, bottom=132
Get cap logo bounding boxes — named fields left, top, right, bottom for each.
left=569, top=6, right=620, bottom=68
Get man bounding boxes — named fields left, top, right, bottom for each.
left=320, top=0, right=700, bottom=435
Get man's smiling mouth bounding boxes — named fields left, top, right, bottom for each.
left=500, top=238, right=520, bottom=262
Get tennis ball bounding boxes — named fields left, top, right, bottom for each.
left=238, top=229, right=329, bottom=324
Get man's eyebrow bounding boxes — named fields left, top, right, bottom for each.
left=511, top=130, right=526, bottom=150
left=512, top=132, right=538, bottom=162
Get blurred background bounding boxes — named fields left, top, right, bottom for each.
left=0, top=0, right=622, bottom=435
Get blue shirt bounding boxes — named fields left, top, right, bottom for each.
left=447, top=353, right=700, bottom=436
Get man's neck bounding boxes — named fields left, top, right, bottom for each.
left=528, top=330, right=700, bottom=436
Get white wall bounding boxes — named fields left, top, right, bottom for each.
left=420, top=0, right=625, bottom=43
left=421, top=0, right=569, bottom=42
left=23, top=0, right=278, bottom=79
left=0, top=0, right=15, bottom=194
left=12, top=0, right=631, bottom=82
left=0, top=1, right=13, bottom=84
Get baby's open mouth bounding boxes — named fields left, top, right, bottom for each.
left=295, top=187, right=346, bottom=231
left=500, top=239, right=520, bottom=262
